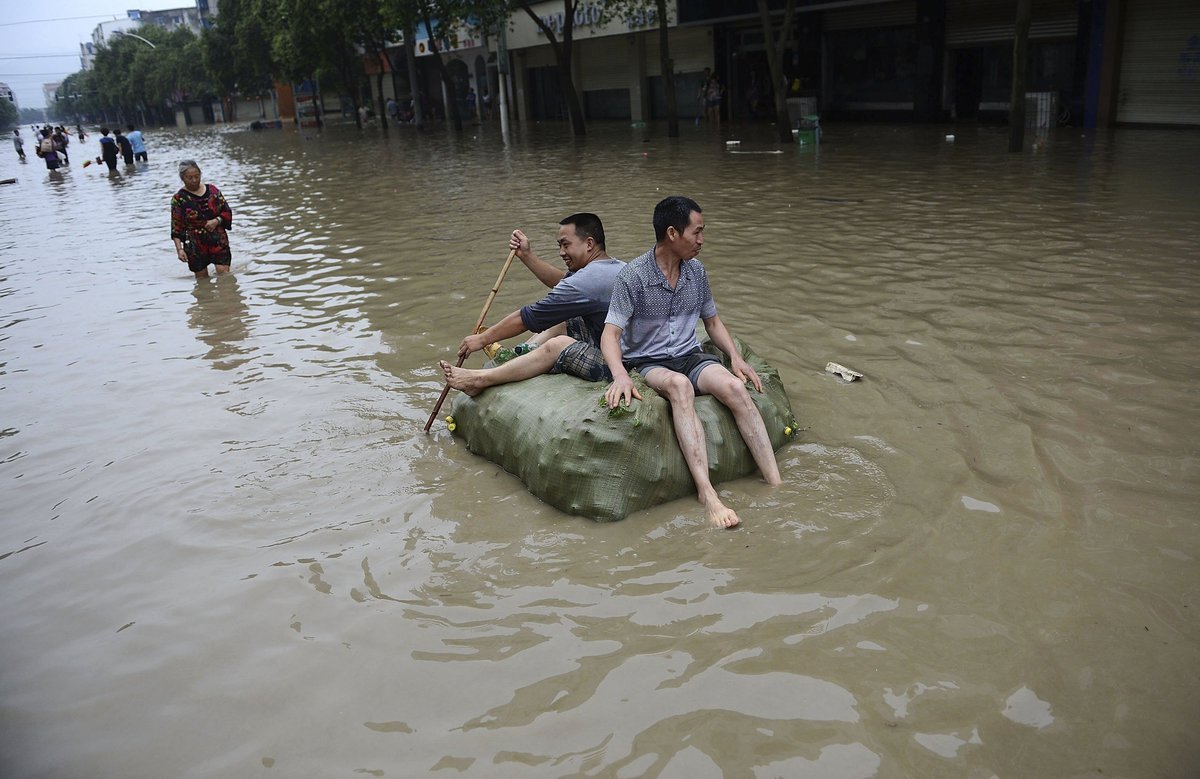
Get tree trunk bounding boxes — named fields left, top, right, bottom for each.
left=422, top=13, right=462, bottom=132
left=757, top=0, right=798, bottom=144
left=376, top=69, right=389, bottom=135
left=658, top=0, right=678, bottom=137
left=519, top=1, right=586, bottom=136
left=1008, top=0, right=1033, bottom=152
left=403, top=23, right=424, bottom=130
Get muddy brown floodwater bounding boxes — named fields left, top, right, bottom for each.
left=1, top=119, right=1197, bottom=778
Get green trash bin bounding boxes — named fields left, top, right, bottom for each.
left=793, top=114, right=820, bottom=146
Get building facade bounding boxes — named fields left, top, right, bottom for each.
left=492, top=0, right=1199, bottom=128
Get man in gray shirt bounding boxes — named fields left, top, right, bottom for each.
left=440, top=213, right=625, bottom=395
left=602, top=196, right=781, bottom=528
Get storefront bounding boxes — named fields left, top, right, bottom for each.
left=944, top=0, right=1078, bottom=121
left=506, top=1, right=691, bottom=122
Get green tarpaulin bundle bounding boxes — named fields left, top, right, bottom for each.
left=448, top=337, right=797, bottom=522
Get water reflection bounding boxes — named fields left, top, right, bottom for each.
left=187, top=274, right=250, bottom=366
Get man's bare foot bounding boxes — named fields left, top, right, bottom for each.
left=703, top=495, right=741, bottom=528
left=438, top=360, right=488, bottom=397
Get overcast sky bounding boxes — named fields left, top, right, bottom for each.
left=1, top=1, right=186, bottom=109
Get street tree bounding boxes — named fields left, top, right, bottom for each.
left=271, top=0, right=369, bottom=127
left=756, top=0, right=798, bottom=144
left=508, top=0, right=587, bottom=135
left=202, top=0, right=277, bottom=121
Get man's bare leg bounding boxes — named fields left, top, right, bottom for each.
left=525, top=321, right=567, bottom=348
left=440, top=335, right=572, bottom=397
left=698, top=365, right=782, bottom=485
left=644, top=369, right=740, bottom=528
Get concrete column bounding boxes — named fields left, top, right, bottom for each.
left=513, top=52, right=528, bottom=123
left=629, top=34, right=648, bottom=122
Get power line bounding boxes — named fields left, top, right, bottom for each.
left=0, top=14, right=120, bottom=27
left=0, top=54, right=80, bottom=60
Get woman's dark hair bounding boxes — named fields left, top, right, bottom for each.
left=560, top=212, right=606, bottom=250
left=653, top=196, right=701, bottom=241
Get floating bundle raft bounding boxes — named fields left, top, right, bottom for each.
left=449, top=336, right=796, bottom=522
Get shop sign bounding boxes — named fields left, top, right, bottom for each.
left=414, top=27, right=482, bottom=56
left=539, top=3, right=658, bottom=36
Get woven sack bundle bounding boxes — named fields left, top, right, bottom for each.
left=449, top=336, right=796, bottom=521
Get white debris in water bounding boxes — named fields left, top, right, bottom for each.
left=906, top=339, right=923, bottom=345
left=1002, top=686, right=1055, bottom=729
left=856, top=640, right=886, bottom=651
left=961, top=495, right=1001, bottom=513
left=825, top=362, right=864, bottom=381
left=845, top=334, right=858, bottom=341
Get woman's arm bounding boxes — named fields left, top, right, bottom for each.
left=211, top=185, right=233, bottom=230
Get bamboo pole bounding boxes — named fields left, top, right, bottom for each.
left=424, top=248, right=519, bottom=432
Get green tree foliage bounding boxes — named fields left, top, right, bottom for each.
left=0, top=96, right=18, bottom=129
left=202, top=0, right=276, bottom=103
left=56, top=25, right=214, bottom=126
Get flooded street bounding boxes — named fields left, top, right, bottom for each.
left=1, top=119, right=1197, bottom=777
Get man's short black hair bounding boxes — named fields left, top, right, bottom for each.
left=653, top=196, right=702, bottom=241
left=560, top=212, right=606, bottom=249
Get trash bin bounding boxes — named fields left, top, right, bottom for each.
left=792, top=114, right=820, bottom=146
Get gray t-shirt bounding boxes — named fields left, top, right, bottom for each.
left=519, top=257, right=625, bottom=347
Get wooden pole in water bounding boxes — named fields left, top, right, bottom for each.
left=424, top=247, right=518, bottom=432
left=1008, top=0, right=1033, bottom=152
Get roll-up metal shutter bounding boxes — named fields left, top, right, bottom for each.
left=646, top=26, right=713, bottom=76
left=578, top=36, right=632, bottom=91
left=824, top=1, right=916, bottom=31
left=946, top=0, right=1077, bottom=46
left=1117, top=0, right=1200, bottom=125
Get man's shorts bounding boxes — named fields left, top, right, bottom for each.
left=629, top=350, right=721, bottom=392
left=551, top=341, right=612, bottom=382
left=543, top=316, right=612, bottom=382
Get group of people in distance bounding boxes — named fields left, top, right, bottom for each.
left=97, top=125, right=148, bottom=171
left=14, top=124, right=149, bottom=173
left=439, top=196, right=782, bottom=528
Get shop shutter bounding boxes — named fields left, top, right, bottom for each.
left=824, top=0, right=916, bottom=31
left=946, top=0, right=1076, bottom=46
left=1117, top=0, right=1200, bottom=125
left=646, top=26, right=714, bottom=76
left=579, top=35, right=633, bottom=91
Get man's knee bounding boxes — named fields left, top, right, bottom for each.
left=654, top=371, right=695, bottom=404
left=543, top=335, right=574, bottom=357
left=708, top=371, right=754, bottom=409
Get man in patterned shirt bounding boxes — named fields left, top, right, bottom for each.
left=601, top=196, right=781, bottom=528
left=440, top=213, right=625, bottom=395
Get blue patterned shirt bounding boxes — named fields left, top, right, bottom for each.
left=605, top=247, right=718, bottom=362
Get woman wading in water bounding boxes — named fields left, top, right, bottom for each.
left=171, top=160, right=233, bottom=279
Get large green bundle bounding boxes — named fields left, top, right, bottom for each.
left=448, top=337, right=796, bottom=522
